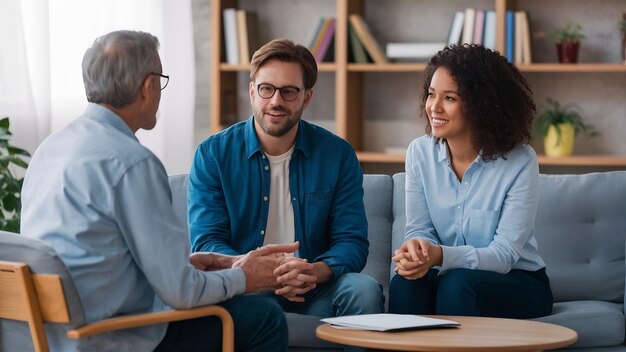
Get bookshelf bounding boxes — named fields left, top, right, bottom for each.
left=208, top=0, right=626, bottom=171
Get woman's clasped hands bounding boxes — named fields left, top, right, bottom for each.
left=393, top=239, right=443, bottom=280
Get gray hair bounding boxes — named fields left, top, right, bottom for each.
left=82, top=30, right=160, bottom=108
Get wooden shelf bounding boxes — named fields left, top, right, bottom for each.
left=346, top=63, right=626, bottom=73
left=348, top=63, right=427, bottom=72
left=220, top=63, right=337, bottom=72
left=357, top=152, right=405, bottom=163
left=537, top=155, right=626, bottom=166
left=358, top=153, right=626, bottom=167
left=211, top=0, right=626, bottom=170
left=518, top=63, right=626, bottom=73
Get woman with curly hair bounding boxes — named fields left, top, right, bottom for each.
left=389, top=44, right=553, bottom=318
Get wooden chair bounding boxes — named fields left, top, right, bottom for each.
left=0, top=232, right=234, bottom=352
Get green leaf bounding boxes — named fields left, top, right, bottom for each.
left=9, top=157, right=28, bottom=169
left=2, top=193, right=17, bottom=212
left=0, top=117, right=9, bottom=130
left=7, top=146, right=31, bottom=157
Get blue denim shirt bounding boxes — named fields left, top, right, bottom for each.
left=405, top=135, right=546, bottom=274
left=188, top=117, right=369, bottom=278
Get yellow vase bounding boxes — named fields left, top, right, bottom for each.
left=544, top=123, right=575, bottom=157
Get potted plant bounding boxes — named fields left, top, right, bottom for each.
left=0, top=117, right=31, bottom=232
left=535, top=98, right=598, bottom=157
left=549, top=22, right=585, bottom=63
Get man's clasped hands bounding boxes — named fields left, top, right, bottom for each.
left=189, top=242, right=317, bottom=302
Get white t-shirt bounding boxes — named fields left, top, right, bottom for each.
left=263, top=146, right=295, bottom=246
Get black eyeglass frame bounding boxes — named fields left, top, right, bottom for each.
left=256, top=83, right=304, bottom=102
left=150, top=72, right=170, bottom=90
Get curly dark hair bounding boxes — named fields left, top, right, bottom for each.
left=421, top=44, right=535, bottom=161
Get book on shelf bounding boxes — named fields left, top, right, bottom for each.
left=222, top=8, right=239, bottom=64
left=461, top=8, right=475, bottom=45
left=311, top=18, right=332, bottom=57
left=483, top=10, right=497, bottom=50
left=514, top=11, right=524, bottom=64
left=386, top=42, right=446, bottom=61
left=473, top=9, right=485, bottom=45
left=236, top=9, right=258, bottom=65
left=505, top=11, right=515, bottom=62
left=306, top=17, right=325, bottom=50
left=348, top=14, right=388, bottom=64
left=447, top=11, right=464, bottom=46
left=315, top=18, right=336, bottom=62
left=348, top=23, right=370, bottom=63
left=519, top=11, right=532, bottom=64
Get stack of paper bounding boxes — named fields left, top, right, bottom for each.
left=321, top=314, right=460, bottom=331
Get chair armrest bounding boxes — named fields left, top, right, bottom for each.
left=67, top=305, right=234, bottom=352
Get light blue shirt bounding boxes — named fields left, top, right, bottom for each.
left=21, top=103, right=245, bottom=352
left=405, top=136, right=546, bottom=274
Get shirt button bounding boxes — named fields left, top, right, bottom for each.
left=457, top=205, right=461, bottom=209
left=260, top=230, right=265, bottom=235
left=263, top=196, right=268, bottom=201
left=264, top=165, right=269, bottom=171
left=261, top=155, right=266, bottom=159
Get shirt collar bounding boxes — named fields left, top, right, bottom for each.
left=84, top=103, right=137, bottom=140
left=436, top=139, right=495, bottom=169
left=244, top=116, right=310, bottom=159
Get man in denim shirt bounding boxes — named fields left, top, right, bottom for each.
left=188, top=39, right=383, bottom=322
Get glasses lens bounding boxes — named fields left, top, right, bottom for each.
left=258, top=84, right=275, bottom=99
left=280, top=87, right=299, bottom=101
left=160, top=76, right=169, bottom=90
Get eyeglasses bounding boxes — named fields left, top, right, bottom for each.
left=256, top=83, right=303, bottom=102
left=150, top=72, right=169, bottom=90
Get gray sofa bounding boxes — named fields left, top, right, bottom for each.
left=169, top=171, right=626, bottom=351
left=2, top=172, right=622, bottom=351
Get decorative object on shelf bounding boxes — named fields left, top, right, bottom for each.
left=549, top=22, right=585, bottom=63
left=619, top=12, right=626, bottom=65
left=535, top=99, right=598, bottom=157
left=0, top=117, right=31, bottom=232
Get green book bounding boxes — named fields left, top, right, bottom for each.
left=349, top=23, right=369, bottom=63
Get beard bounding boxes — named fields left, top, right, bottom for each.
left=253, top=103, right=304, bottom=138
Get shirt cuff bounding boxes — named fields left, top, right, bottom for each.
left=226, top=267, right=247, bottom=296
left=439, top=245, right=478, bottom=274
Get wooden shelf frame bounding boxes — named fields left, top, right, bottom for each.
left=210, top=0, right=626, bottom=168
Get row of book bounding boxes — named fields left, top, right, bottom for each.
left=223, top=9, right=531, bottom=65
left=222, top=8, right=259, bottom=65
left=506, top=11, right=533, bottom=64
left=306, top=18, right=336, bottom=62
left=447, top=9, right=497, bottom=50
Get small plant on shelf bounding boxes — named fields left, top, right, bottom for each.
left=0, top=117, right=31, bottom=233
left=534, top=98, right=599, bottom=157
left=549, top=22, right=585, bottom=63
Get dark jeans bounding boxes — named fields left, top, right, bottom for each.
left=388, top=268, right=553, bottom=319
left=154, top=294, right=287, bottom=352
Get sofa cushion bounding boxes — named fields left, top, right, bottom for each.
left=532, top=301, right=625, bottom=348
left=361, top=174, right=393, bottom=300
left=535, top=172, right=626, bottom=303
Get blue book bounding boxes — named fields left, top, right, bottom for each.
left=483, top=11, right=496, bottom=50
left=505, top=11, right=514, bottom=62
